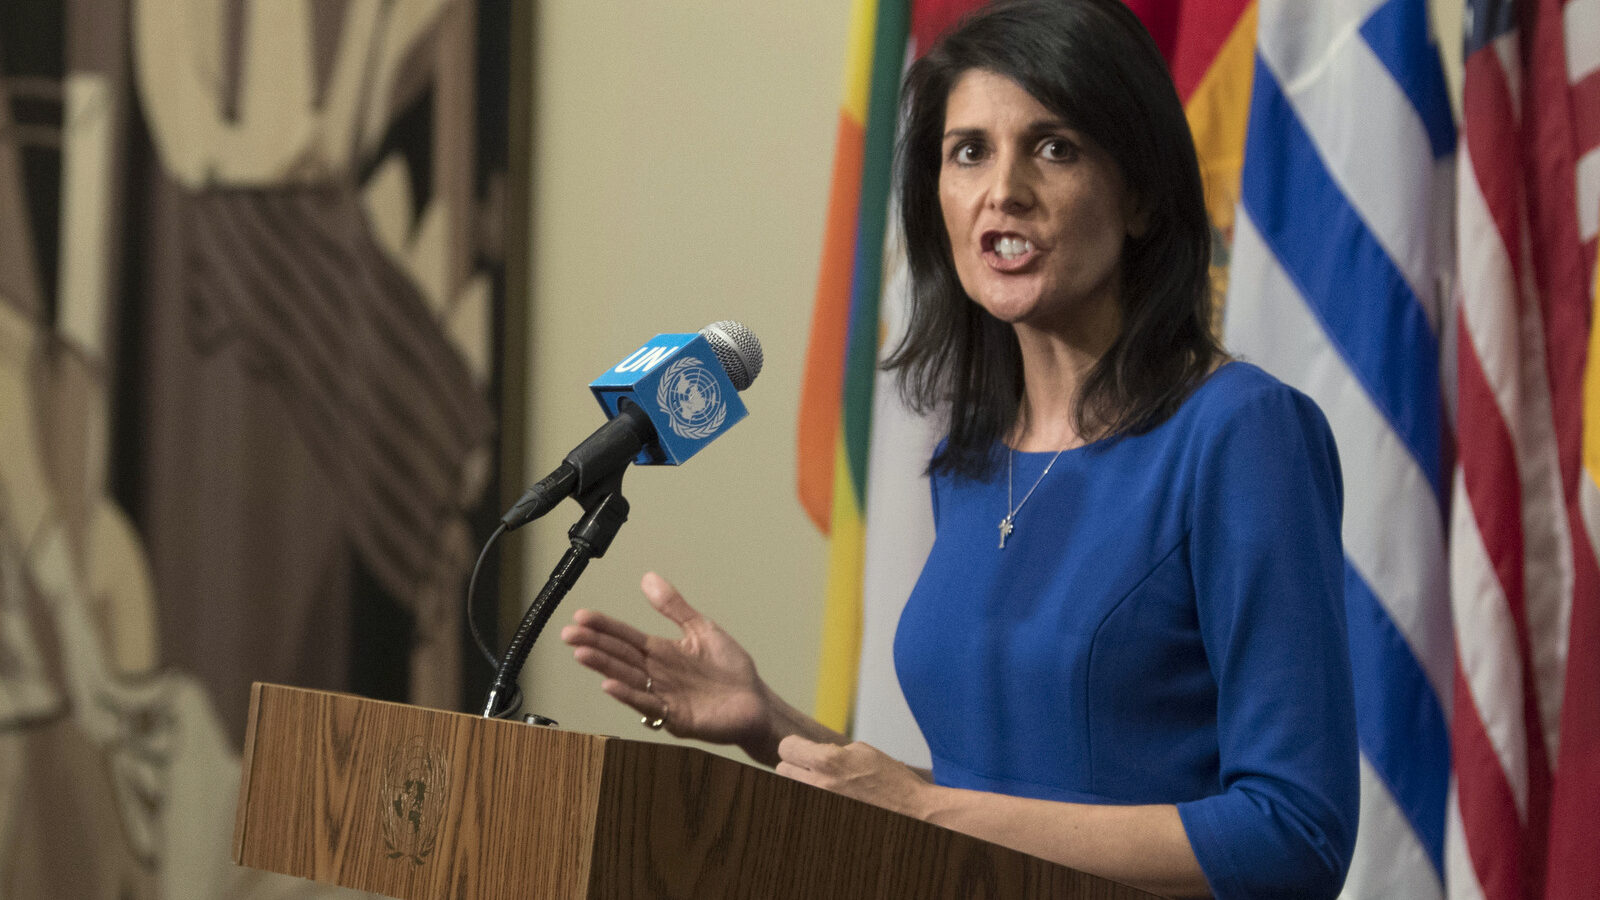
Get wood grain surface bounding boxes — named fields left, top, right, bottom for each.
left=234, top=684, right=1161, bottom=899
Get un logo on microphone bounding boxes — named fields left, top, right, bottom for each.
left=656, top=356, right=727, bottom=440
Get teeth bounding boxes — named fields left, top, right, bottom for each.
left=994, top=236, right=1034, bottom=260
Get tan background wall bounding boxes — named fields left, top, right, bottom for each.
left=518, top=2, right=852, bottom=751
left=1432, top=1, right=1462, bottom=111
left=518, top=0, right=1467, bottom=754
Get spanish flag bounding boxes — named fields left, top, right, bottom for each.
left=1173, top=0, right=1257, bottom=312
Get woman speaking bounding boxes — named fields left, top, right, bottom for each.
left=560, top=2, right=1359, bottom=896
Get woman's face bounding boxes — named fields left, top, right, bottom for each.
left=938, top=69, right=1142, bottom=336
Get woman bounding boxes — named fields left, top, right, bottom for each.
left=560, top=2, right=1358, bottom=897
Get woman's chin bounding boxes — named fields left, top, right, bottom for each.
left=970, top=289, right=1044, bottom=323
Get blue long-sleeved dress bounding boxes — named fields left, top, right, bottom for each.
left=893, top=362, right=1359, bottom=899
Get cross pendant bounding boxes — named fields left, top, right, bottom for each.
left=998, top=515, right=1014, bottom=549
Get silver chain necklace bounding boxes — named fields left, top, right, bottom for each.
left=999, top=446, right=1068, bottom=549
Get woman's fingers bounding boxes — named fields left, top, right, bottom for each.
left=570, top=645, right=646, bottom=689
left=561, top=618, right=648, bottom=670
left=774, top=760, right=814, bottom=785
left=641, top=572, right=704, bottom=629
left=561, top=573, right=734, bottom=741
left=567, top=607, right=654, bottom=652
left=774, top=739, right=834, bottom=789
left=777, top=734, right=832, bottom=770
left=565, top=572, right=704, bottom=665
left=601, top=678, right=671, bottom=724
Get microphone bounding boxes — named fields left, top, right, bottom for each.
left=499, top=320, right=763, bottom=531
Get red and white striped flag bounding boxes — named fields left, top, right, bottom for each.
left=1448, top=0, right=1600, bottom=897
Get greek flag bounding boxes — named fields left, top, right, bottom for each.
left=1221, top=1, right=1456, bottom=896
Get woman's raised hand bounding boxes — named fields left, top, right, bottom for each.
left=560, top=572, right=776, bottom=755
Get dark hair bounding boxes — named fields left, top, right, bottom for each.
left=885, top=0, right=1222, bottom=478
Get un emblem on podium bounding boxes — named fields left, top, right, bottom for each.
left=379, top=736, right=450, bottom=865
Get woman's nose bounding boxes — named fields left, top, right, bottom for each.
left=987, top=154, right=1035, bottom=212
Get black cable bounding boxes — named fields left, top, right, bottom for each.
left=466, top=522, right=525, bottom=716
left=466, top=522, right=507, bottom=670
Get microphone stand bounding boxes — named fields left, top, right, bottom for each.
left=482, top=468, right=630, bottom=719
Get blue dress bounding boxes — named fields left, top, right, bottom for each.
left=893, top=362, right=1358, bottom=899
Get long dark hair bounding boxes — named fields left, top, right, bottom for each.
left=885, top=0, right=1222, bottom=478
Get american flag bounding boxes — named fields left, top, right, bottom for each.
left=1447, top=0, right=1600, bottom=898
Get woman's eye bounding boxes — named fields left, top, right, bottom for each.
left=948, top=142, right=985, bottom=164
left=1040, top=138, right=1078, bottom=161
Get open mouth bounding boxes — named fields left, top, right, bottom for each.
left=993, top=235, right=1034, bottom=260
left=982, top=231, right=1038, bottom=265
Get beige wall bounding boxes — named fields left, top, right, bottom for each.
left=518, top=2, right=851, bottom=750
left=1431, top=0, right=1463, bottom=114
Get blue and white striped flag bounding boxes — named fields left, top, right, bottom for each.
left=1221, top=1, right=1457, bottom=895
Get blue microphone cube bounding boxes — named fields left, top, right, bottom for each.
left=589, top=332, right=748, bottom=465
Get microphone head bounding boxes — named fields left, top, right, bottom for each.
left=700, top=320, right=763, bottom=391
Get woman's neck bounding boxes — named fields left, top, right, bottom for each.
left=1009, top=305, right=1120, bottom=452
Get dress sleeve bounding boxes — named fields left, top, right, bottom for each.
left=1175, top=384, right=1359, bottom=899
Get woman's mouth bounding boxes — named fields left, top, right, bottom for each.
left=993, top=235, right=1034, bottom=260
left=982, top=232, right=1039, bottom=270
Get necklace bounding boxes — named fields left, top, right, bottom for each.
left=999, top=446, right=1068, bottom=549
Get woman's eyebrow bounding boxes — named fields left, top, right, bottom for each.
left=1021, top=118, right=1074, bottom=136
left=942, top=119, right=1073, bottom=141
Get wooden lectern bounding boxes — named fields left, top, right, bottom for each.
left=234, top=683, right=1159, bottom=899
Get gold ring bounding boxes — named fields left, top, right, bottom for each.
left=641, top=714, right=665, bottom=730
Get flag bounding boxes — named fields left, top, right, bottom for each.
left=1447, top=0, right=1600, bottom=896
left=1221, top=1, right=1456, bottom=897
left=1173, top=0, right=1257, bottom=318
left=798, top=0, right=912, bottom=736
left=799, top=0, right=989, bottom=744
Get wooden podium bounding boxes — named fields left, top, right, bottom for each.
left=233, top=683, right=1158, bottom=899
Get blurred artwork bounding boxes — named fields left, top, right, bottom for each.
left=0, top=1, right=511, bottom=896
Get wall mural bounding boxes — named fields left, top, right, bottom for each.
left=0, top=1, right=515, bottom=896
